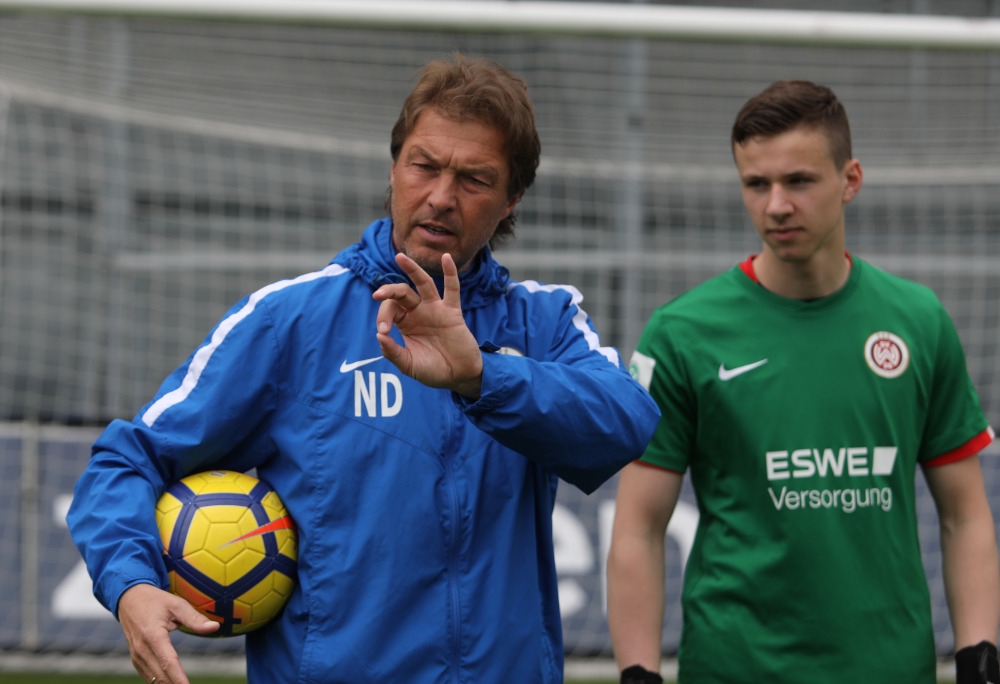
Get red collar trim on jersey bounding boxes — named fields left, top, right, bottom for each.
left=738, top=253, right=854, bottom=283
left=739, top=255, right=759, bottom=282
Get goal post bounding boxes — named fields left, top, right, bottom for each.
left=3, top=0, right=1000, bottom=49
left=1, top=0, right=999, bottom=661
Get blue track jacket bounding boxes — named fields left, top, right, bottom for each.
left=67, top=218, right=660, bottom=683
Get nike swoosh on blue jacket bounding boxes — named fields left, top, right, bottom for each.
left=66, top=218, right=661, bottom=683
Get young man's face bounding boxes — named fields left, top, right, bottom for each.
left=733, top=125, right=862, bottom=266
left=389, top=108, right=520, bottom=275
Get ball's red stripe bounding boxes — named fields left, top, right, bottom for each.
left=221, top=515, right=296, bottom=547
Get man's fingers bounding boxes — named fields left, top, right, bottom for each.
left=374, top=308, right=411, bottom=375
left=141, top=647, right=181, bottom=684
left=145, top=601, right=217, bottom=683
left=373, top=284, right=419, bottom=337
left=394, top=251, right=462, bottom=305
left=439, top=253, right=462, bottom=308
left=372, top=282, right=421, bottom=309
left=128, top=623, right=188, bottom=684
left=376, top=330, right=407, bottom=369
left=374, top=297, right=406, bottom=336
left=119, top=585, right=211, bottom=684
left=393, top=252, right=439, bottom=300
left=375, top=252, right=462, bottom=311
left=177, top=608, right=221, bottom=636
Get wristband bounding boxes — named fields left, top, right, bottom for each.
left=956, top=641, right=1000, bottom=684
left=621, top=664, right=663, bottom=684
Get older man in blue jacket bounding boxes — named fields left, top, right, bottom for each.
left=67, top=52, right=660, bottom=684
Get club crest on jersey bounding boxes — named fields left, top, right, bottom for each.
left=864, top=331, right=909, bottom=379
left=628, top=351, right=655, bottom=390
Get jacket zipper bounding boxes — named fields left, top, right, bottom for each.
left=445, top=446, right=462, bottom=684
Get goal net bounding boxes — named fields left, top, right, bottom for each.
left=0, top=0, right=998, bottom=662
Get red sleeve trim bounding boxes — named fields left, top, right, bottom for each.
left=632, top=459, right=684, bottom=475
left=923, top=427, right=995, bottom=468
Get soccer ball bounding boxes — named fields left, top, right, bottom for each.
left=155, top=470, right=298, bottom=637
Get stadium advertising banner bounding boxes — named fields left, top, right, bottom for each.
left=3, top=423, right=998, bottom=657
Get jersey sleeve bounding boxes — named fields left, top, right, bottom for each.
left=630, top=306, right=696, bottom=473
left=918, top=301, right=993, bottom=464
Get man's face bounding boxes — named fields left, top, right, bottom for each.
left=389, top=108, right=520, bottom=275
left=734, top=126, right=861, bottom=266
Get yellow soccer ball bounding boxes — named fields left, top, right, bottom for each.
left=155, top=470, right=298, bottom=636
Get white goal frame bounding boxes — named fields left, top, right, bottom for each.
left=1, top=0, right=1000, bottom=50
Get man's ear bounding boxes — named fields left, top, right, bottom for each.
left=842, top=159, right=863, bottom=204
left=502, top=191, right=523, bottom=220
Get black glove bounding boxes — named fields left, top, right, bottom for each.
left=956, top=641, right=1000, bottom=684
left=621, top=664, right=663, bottom=684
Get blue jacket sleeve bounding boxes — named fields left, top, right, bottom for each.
left=66, top=294, right=279, bottom=615
left=455, top=287, right=660, bottom=494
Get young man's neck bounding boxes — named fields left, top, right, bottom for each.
left=751, top=250, right=852, bottom=301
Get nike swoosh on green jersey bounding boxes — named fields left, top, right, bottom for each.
left=718, top=359, right=768, bottom=381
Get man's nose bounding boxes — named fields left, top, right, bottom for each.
left=427, top=173, right=458, bottom=212
left=766, top=186, right=793, bottom=219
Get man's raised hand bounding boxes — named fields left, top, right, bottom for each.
left=373, top=252, right=483, bottom=398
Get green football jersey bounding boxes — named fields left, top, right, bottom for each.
left=630, top=257, right=991, bottom=683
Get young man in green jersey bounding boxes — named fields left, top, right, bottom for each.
left=607, top=79, right=1000, bottom=684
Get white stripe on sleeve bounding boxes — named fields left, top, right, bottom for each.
left=513, top=280, right=619, bottom=367
left=141, top=264, right=349, bottom=427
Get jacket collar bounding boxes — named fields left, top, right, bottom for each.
left=331, top=218, right=511, bottom=311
